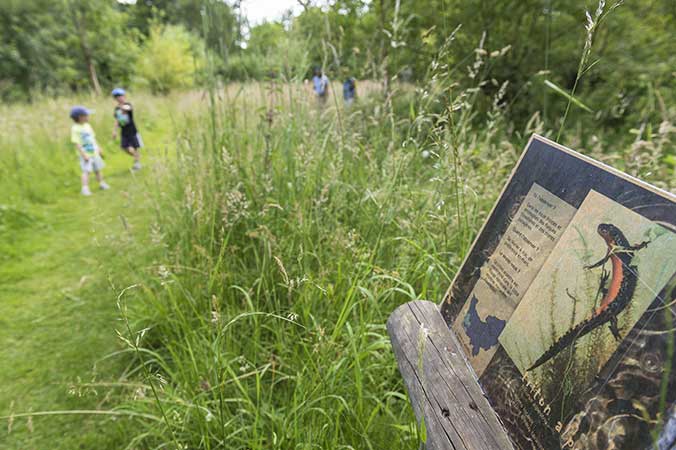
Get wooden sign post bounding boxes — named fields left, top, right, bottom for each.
left=388, top=134, right=676, bottom=450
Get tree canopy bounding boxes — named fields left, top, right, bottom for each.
left=0, top=0, right=673, bottom=130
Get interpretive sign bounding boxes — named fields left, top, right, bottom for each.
left=441, top=134, right=676, bottom=449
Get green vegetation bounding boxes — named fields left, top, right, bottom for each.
left=0, top=0, right=675, bottom=449
left=137, top=24, right=205, bottom=94
left=0, top=93, right=203, bottom=448
left=2, top=0, right=675, bottom=135
left=0, top=147, right=146, bottom=449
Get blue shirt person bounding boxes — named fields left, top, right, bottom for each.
left=312, top=67, right=329, bottom=105
left=343, top=77, right=356, bottom=106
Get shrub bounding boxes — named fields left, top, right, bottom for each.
left=219, top=52, right=267, bottom=80
left=136, top=24, right=204, bottom=94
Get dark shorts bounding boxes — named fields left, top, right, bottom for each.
left=121, top=133, right=143, bottom=150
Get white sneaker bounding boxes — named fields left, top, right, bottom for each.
left=100, top=182, right=110, bottom=190
left=81, top=186, right=92, bottom=196
left=132, top=161, right=142, bottom=171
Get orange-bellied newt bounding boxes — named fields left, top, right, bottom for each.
left=527, top=223, right=650, bottom=372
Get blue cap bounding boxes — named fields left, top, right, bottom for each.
left=111, top=88, right=126, bottom=97
left=70, top=106, right=91, bottom=120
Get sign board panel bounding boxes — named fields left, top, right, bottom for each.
left=441, top=134, right=676, bottom=449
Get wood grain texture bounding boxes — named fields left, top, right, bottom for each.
left=387, top=300, right=515, bottom=450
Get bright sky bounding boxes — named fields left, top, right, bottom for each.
left=240, top=0, right=303, bottom=25
left=117, top=0, right=305, bottom=26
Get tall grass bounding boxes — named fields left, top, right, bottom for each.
left=105, top=12, right=675, bottom=445
left=110, top=46, right=528, bottom=447
left=1, top=3, right=674, bottom=448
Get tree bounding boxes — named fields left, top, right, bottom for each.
left=136, top=23, right=204, bottom=94
left=121, top=0, right=240, bottom=58
left=0, top=0, right=138, bottom=100
left=67, top=0, right=102, bottom=95
left=247, top=22, right=286, bottom=55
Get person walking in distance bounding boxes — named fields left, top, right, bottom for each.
left=312, top=67, right=329, bottom=106
left=342, top=72, right=356, bottom=107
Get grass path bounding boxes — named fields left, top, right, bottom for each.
left=0, top=151, right=156, bottom=449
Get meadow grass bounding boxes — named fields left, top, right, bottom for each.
left=0, top=92, right=206, bottom=448
left=1, top=53, right=674, bottom=450
left=105, top=72, right=535, bottom=448
left=110, top=68, right=673, bottom=448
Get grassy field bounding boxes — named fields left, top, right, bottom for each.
left=0, top=93, right=203, bottom=448
left=0, top=151, right=147, bottom=449
left=0, top=78, right=673, bottom=449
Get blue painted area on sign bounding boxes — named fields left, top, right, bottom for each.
left=462, top=295, right=506, bottom=356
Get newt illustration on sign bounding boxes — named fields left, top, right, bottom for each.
left=500, top=190, right=675, bottom=411
left=441, top=135, right=676, bottom=450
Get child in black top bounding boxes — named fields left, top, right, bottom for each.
left=111, top=88, right=142, bottom=171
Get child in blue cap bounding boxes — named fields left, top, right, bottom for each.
left=111, top=88, right=142, bottom=171
left=70, top=106, right=109, bottom=196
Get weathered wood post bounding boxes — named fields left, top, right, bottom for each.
left=387, top=300, right=514, bottom=450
